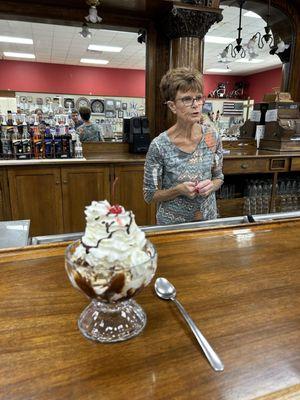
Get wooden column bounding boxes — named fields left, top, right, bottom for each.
left=170, top=36, right=204, bottom=71
left=148, top=3, right=223, bottom=135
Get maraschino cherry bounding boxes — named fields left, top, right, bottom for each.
left=109, top=204, right=123, bottom=215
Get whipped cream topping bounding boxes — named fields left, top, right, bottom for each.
left=73, top=200, right=147, bottom=268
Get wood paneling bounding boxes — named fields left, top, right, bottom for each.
left=0, top=168, right=11, bottom=221
left=113, top=164, right=155, bottom=226
left=1, top=220, right=300, bottom=399
left=61, top=165, right=110, bottom=233
left=7, top=167, right=63, bottom=236
left=291, top=157, right=300, bottom=171
left=82, top=142, right=130, bottom=156
left=217, top=197, right=244, bottom=218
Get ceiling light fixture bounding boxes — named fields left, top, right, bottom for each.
left=88, top=44, right=122, bottom=52
left=206, top=68, right=232, bottom=73
left=79, top=23, right=92, bottom=38
left=3, top=52, right=35, bottom=59
left=137, top=29, right=146, bottom=44
left=243, top=11, right=261, bottom=18
left=219, top=0, right=246, bottom=60
left=205, top=36, right=235, bottom=44
left=247, top=0, right=289, bottom=55
left=0, top=36, right=33, bottom=44
left=85, top=0, right=102, bottom=24
left=80, top=58, right=109, bottom=64
left=235, top=58, right=264, bottom=63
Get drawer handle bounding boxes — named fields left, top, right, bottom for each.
left=240, top=163, right=248, bottom=169
left=55, top=180, right=60, bottom=185
left=63, top=180, right=68, bottom=184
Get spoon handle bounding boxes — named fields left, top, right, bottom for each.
left=172, top=298, right=224, bottom=372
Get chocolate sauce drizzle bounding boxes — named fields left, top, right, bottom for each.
left=81, top=211, right=134, bottom=254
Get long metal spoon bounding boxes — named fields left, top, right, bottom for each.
left=154, top=277, right=224, bottom=372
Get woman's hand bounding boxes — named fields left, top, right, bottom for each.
left=195, top=179, right=214, bottom=197
left=177, top=182, right=198, bottom=199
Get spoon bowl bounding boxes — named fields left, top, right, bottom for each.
left=154, top=277, right=176, bottom=300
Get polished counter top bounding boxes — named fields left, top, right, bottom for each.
left=0, top=141, right=299, bottom=166
left=0, top=153, right=146, bottom=166
left=1, top=219, right=300, bottom=399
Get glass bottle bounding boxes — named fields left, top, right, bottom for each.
left=12, top=124, right=22, bottom=159
left=54, top=122, right=62, bottom=158
left=1, top=119, right=13, bottom=160
left=44, top=125, right=54, bottom=159
left=21, top=121, right=32, bottom=159
left=33, top=125, right=43, bottom=159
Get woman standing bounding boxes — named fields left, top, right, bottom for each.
left=143, top=68, right=224, bottom=225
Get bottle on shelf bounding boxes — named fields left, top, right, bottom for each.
left=12, top=123, right=23, bottom=159
left=33, top=125, right=44, bottom=159
left=21, top=120, right=32, bottom=159
left=69, top=126, right=77, bottom=158
left=1, top=116, right=13, bottom=160
left=74, top=135, right=83, bottom=159
left=61, top=121, right=71, bottom=158
left=44, top=125, right=54, bottom=159
left=54, top=121, right=62, bottom=158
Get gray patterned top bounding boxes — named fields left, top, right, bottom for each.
left=76, top=123, right=104, bottom=142
left=143, top=124, right=224, bottom=225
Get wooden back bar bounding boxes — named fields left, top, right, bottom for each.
left=0, top=219, right=300, bottom=399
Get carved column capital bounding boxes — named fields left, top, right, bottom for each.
left=161, top=6, right=223, bottom=40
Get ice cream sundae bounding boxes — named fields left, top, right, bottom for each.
left=67, top=200, right=156, bottom=302
left=65, top=200, right=157, bottom=342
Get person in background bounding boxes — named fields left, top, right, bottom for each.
left=71, top=109, right=83, bottom=130
left=143, top=67, right=224, bottom=225
left=34, top=108, right=46, bottom=124
left=77, top=106, right=104, bottom=142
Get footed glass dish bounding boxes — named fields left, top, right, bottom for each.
left=65, top=239, right=157, bottom=343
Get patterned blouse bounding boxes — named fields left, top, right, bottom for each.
left=76, top=123, right=104, bottom=142
left=143, top=123, right=224, bottom=225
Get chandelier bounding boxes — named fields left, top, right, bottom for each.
left=218, top=0, right=290, bottom=63
left=220, top=0, right=247, bottom=60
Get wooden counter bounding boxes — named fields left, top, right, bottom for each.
left=1, top=219, right=300, bottom=399
left=0, top=142, right=299, bottom=235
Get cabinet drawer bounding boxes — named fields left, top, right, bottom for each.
left=291, top=158, right=300, bottom=171
left=223, top=159, right=269, bottom=174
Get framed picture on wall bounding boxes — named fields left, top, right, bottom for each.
left=122, top=102, right=127, bottom=110
left=118, top=110, right=124, bottom=118
left=104, top=99, right=115, bottom=112
left=202, top=102, right=213, bottom=114
left=115, top=100, right=121, bottom=110
left=105, top=111, right=115, bottom=118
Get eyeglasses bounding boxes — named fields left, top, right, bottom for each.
left=174, top=95, right=205, bottom=107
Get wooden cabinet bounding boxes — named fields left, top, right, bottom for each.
left=0, top=168, right=11, bottom=221
left=223, top=158, right=270, bottom=174
left=61, top=165, right=110, bottom=233
left=113, top=164, right=155, bottom=226
left=8, top=167, right=63, bottom=236
left=6, top=162, right=153, bottom=237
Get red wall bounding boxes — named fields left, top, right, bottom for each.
left=244, top=67, right=282, bottom=102
left=0, top=60, right=282, bottom=103
left=204, top=74, right=245, bottom=98
left=0, top=60, right=146, bottom=97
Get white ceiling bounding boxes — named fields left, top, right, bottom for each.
left=0, top=4, right=282, bottom=75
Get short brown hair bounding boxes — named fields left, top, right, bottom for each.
left=79, top=106, right=91, bottom=121
left=159, top=67, right=203, bottom=103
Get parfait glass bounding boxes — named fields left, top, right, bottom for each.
left=65, top=239, right=157, bottom=343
